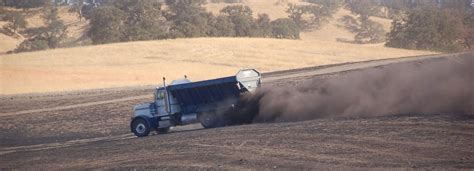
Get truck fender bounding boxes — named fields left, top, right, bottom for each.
left=130, top=116, right=158, bottom=132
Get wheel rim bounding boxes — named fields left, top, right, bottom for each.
left=135, top=123, right=146, bottom=134
left=201, top=115, right=212, bottom=126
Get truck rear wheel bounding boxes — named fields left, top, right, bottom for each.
left=199, top=113, right=223, bottom=128
left=131, top=118, right=150, bottom=137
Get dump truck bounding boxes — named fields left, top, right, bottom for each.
left=130, top=69, right=261, bottom=137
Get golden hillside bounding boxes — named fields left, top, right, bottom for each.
left=1, top=38, right=434, bottom=94
left=0, top=1, right=393, bottom=54
left=0, top=0, right=436, bottom=94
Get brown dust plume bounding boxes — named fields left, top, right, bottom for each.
left=231, top=54, right=474, bottom=123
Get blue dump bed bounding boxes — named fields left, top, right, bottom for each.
left=166, top=69, right=261, bottom=115
left=167, top=76, right=243, bottom=114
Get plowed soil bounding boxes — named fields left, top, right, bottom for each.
left=1, top=53, right=473, bottom=170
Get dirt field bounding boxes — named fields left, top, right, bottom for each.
left=1, top=53, right=473, bottom=170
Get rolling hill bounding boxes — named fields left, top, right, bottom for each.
left=0, top=0, right=436, bottom=95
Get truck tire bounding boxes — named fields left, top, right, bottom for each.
left=156, top=127, right=170, bottom=134
left=199, top=113, right=223, bottom=128
left=131, top=118, right=150, bottom=137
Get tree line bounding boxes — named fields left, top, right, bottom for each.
left=381, top=0, right=474, bottom=52
left=3, top=0, right=472, bottom=53
left=346, top=0, right=474, bottom=52
left=0, top=0, right=304, bottom=53
left=1, top=0, right=341, bottom=53
left=1, top=0, right=49, bottom=10
left=386, top=8, right=473, bottom=52
left=86, top=0, right=300, bottom=45
left=84, top=0, right=341, bottom=45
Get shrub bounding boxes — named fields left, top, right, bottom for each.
left=271, top=18, right=300, bottom=39
left=14, top=6, right=67, bottom=52
left=255, top=14, right=273, bottom=37
left=220, top=5, right=255, bottom=37
left=1, top=0, right=49, bottom=10
left=386, top=8, right=463, bottom=52
left=2, top=12, right=27, bottom=33
left=88, top=6, right=126, bottom=44
left=15, top=39, right=49, bottom=52
left=166, top=0, right=211, bottom=38
left=348, top=0, right=378, bottom=19
left=209, top=15, right=236, bottom=37
left=123, top=1, right=168, bottom=41
left=354, top=17, right=386, bottom=43
left=338, top=15, right=385, bottom=44
left=462, top=11, right=474, bottom=49
left=43, top=7, right=68, bottom=48
left=287, top=3, right=336, bottom=30
left=286, top=4, right=307, bottom=29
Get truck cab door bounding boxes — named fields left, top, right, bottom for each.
left=155, top=89, right=170, bottom=116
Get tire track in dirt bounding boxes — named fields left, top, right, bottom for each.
left=0, top=134, right=134, bottom=155
left=0, top=123, right=204, bottom=155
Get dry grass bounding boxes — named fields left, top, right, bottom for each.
left=0, top=1, right=436, bottom=94
left=0, top=31, right=21, bottom=54
left=0, top=38, right=434, bottom=94
left=0, top=21, right=24, bottom=54
left=300, top=8, right=356, bottom=42
left=205, top=1, right=393, bottom=42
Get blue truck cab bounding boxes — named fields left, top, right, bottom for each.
left=130, top=69, right=261, bottom=137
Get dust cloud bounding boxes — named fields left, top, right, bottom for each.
left=233, top=54, right=474, bottom=123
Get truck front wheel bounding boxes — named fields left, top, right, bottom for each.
left=131, top=118, right=150, bottom=137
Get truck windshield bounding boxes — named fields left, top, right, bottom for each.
left=156, top=92, right=165, bottom=99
